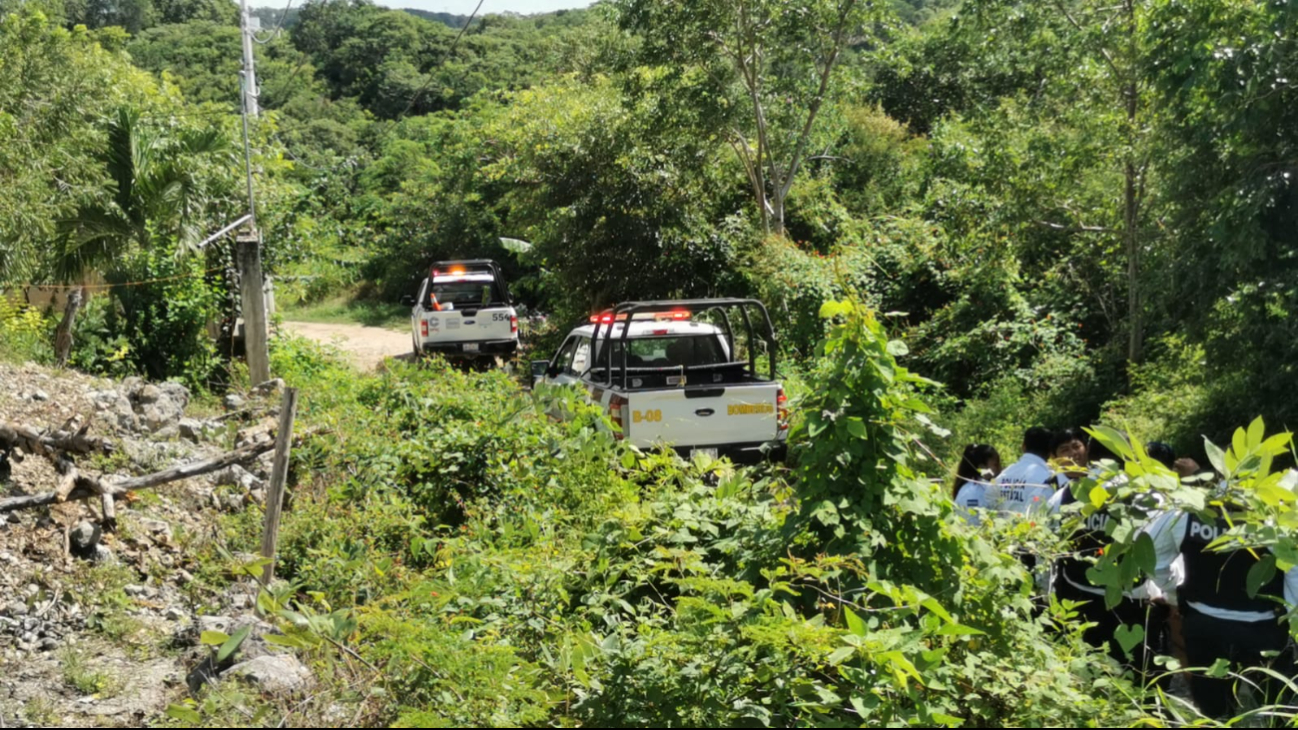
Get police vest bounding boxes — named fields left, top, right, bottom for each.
left=1179, top=512, right=1285, bottom=614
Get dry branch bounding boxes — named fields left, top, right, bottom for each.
left=0, top=421, right=114, bottom=457
left=0, top=440, right=276, bottom=514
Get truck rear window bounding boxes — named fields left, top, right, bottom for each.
left=429, top=280, right=498, bottom=309
left=613, top=336, right=729, bottom=368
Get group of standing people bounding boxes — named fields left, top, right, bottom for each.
left=952, top=427, right=1297, bottom=718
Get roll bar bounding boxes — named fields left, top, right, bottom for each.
left=588, top=298, right=778, bottom=388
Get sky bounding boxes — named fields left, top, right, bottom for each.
left=383, top=0, right=594, bottom=14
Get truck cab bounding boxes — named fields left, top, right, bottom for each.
left=403, top=260, right=518, bottom=362
left=533, top=299, right=787, bottom=464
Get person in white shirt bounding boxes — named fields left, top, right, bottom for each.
left=1144, top=501, right=1298, bottom=718
left=986, top=427, right=1056, bottom=515
left=952, top=443, right=1002, bottom=525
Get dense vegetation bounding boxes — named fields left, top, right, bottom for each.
left=2, top=0, right=1298, bottom=725
left=6, top=0, right=1293, bottom=459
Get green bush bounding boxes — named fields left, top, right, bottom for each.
left=0, top=295, right=52, bottom=363
left=212, top=300, right=1152, bottom=728
left=70, top=248, right=224, bottom=388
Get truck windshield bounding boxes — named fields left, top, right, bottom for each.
left=612, top=336, right=729, bottom=368
left=429, top=279, right=497, bottom=309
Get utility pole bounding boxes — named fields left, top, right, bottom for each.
left=237, top=0, right=270, bottom=384
left=240, top=0, right=260, bottom=118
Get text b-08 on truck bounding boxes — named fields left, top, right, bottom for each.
left=532, top=298, right=788, bottom=464
left=401, top=260, right=519, bottom=362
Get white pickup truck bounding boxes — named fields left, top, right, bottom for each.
left=532, top=299, right=787, bottom=464
left=402, top=260, right=518, bottom=362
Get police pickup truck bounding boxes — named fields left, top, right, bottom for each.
left=402, top=260, right=518, bottom=362
left=532, top=299, right=787, bottom=464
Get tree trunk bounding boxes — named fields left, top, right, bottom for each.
left=53, top=286, right=84, bottom=367
left=1122, top=0, right=1143, bottom=364
left=1125, top=156, right=1142, bottom=364
left=770, top=190, right=786, bottom=238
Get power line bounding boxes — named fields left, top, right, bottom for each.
left=401, top=0, right=486, bottom=117
left=137, top=107, right=240, bottom=123
left=253, top=0, right=295, bottom=44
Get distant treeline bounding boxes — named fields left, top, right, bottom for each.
left=252, top=5, right=476, bottom=30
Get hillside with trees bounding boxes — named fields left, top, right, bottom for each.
left=2, top=0, right=1298, bottom=726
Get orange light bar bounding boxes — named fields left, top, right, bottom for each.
left=589, top=312, right=628, bottom=324
left=449, top=267, right=466, bottom=275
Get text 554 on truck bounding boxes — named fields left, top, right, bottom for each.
left=531, top=299, right=788, bottom=464
left=402, top=260, right=518, bottom=362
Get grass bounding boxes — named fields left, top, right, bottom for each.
left=23, top=697, right=60, bottom=725
left=278, top=294, right=408, bottom=331
left=61, top=648, right=119, bottom=697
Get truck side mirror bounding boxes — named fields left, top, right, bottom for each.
left=531, top=360, right=551, bottom=381
left=400, top=294, right=416, bottom=307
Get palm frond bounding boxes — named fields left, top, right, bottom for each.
left=50, top=206, right=132, bottom=282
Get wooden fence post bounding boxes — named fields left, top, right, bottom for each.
left=260, top=387, right=299, bottom=586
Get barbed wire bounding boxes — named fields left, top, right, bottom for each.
left=2, top=266, right=228, bottom=292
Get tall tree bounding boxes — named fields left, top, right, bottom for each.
left=959, top=0, right=1157, bottom=365
left=51, top=108, right=233, bottom=363
left=614, top=0, right=884, bottom=237
left=1050, top=0, right=1152, bottom=363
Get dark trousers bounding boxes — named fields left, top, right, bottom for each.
left=1055, top=579, right=1170, bottom=682
left=1180, top=607, right=1295, bottom=719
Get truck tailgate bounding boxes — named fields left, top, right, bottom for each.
left=621, top=383, right=781, bottom=450
left=420, top=307, right=513, bottom=344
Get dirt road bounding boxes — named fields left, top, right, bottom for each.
left=281, top=321, right=412, bottom=371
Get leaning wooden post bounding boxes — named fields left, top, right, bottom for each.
left=260, top=387, right=299, bottom=586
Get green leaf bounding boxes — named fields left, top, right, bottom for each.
left=932, top=713, right=965, bottom=727
left=920, top=596, right=955, bottom=624
left=1089, top=486, right=1110, bottom=509
left=1247, top=417, right=1266, bottom=450
left=1205, top=438, right=1228, bottom=476
left=1246, top=555, right=1278, bottom=598
left=1089, top=426, right=1133, bottom=462
left=1132, top=533, right=1156, bottom=575
left=828, top=646, right=856, bottom=666
left=200, top=630, right=230, bottom=647
left=886, top=340, right=909, bottom=357
left=1260, top=433, right=1293, bottom=456
left=1232, top=426, right=1248, bottom=463
left=216, top=625, right=251, bottom=664
left=819, top=300, right=851, bottom=319
left=934, top=623, right=985, bottom=637
left=846, top=418, right=868, bottom=439
left=165, top=703, right=203, bottom=724
left=1113, top=623, right=1145, bottom=655
left=1258, top=481, right=1294, bottom=507
left=903, top=397, right=932, bottom=414
left=844, top=607, right=867, bottom=637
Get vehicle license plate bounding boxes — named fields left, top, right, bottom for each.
left=463, top=343, right=480, bottom=352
